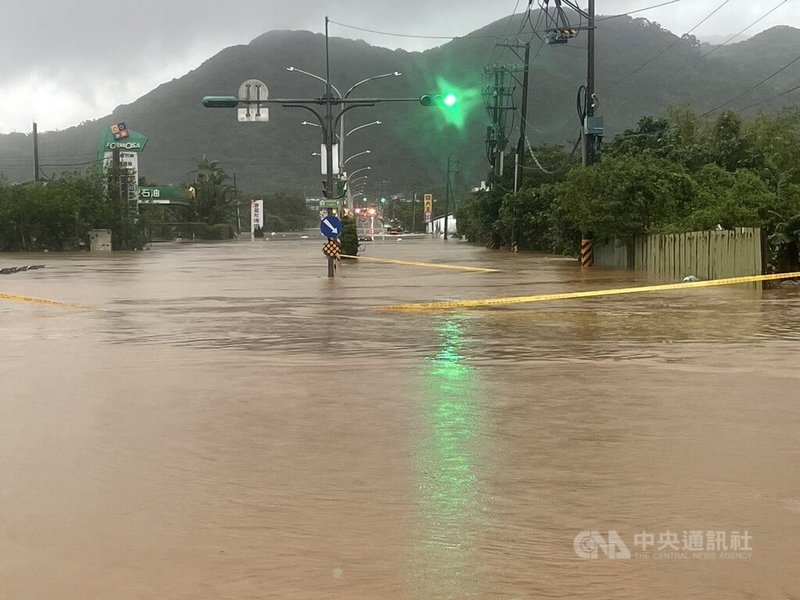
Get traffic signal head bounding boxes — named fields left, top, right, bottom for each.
left=419, top=77, right=478, bottom=130
left=202, top=96, right=239, bottom=108
left=419, top=93, right=459, bottom=107
left=380, top=197, right=386, bottom=204
left=322, top=178, right=347, bottom=199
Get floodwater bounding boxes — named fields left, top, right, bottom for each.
left=1, top=238, right=799, bottom=599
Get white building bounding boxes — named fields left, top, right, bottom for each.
left=426, top=214, right=458, bottom=237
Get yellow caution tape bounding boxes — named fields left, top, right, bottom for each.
left=340, top=254, right=500, bottom=273
left=381, top=271, right=800, bottom=312
left=0, top=293, right=78, bottom=309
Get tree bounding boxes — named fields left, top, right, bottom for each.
left=556, top=154, right=695, bottom=242
left=188, top=158, right=236, bottom=229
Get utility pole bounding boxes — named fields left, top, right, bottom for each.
left=544, top=0, right=601, bottom=265
left=543, top=0, right=601, bottom=166
left=484, top=66, right=513, bottom=179
left=514, top=42, right=531, bottom=192
left=233, top=172, right=241, bottom=235
left=411, top=192, right=417, bottom=233
left=444, top=158, right=461, bottom=241
left=32, top=122, right=40, bottom=182
left=582, top=0, right=597, bottom=266
left=584, top=0, right=597, bottom=167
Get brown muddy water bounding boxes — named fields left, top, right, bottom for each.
left=1, top=238, right=799, bottom=599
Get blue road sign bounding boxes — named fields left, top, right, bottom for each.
left=320, top=216, right=342, bottom=238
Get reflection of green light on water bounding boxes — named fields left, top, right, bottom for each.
left=429, top=320, right=475, bottom=509
left=413, top=318, right=483, bottom=593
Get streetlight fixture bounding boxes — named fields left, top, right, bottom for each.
left=344, top=150, right=371, bottom=165
left=286, top=67, right=343, bottom=97
left=346, top=120, right=381, bottom=137
left=301, top=120, right=321, bottom=128
left=287, top=67, right=402, bottom=214
left=287, top=66, right=401, bottom=166
left=347, top=166, right=371, bottom=179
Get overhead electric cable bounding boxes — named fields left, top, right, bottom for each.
left=660, top=0, right=789, bottom=82
left=734, top=82, right=800, bottom=114
left=700, top=52, right=800, bottom=116
left=603, top=0, right=731, bottom=90
left=595, top=0, right=685, bottom=22
left=328, top=19, right=511, bottom=40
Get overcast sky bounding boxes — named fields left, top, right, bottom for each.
left=0, top=0, right=796, bottom=134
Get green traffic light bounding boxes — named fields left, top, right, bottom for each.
left=380, top=197, right=386, bottom=203
left=443, top=93, right=457, bottom=107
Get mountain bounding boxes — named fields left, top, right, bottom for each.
left=1, top=14, right=799, bottom=198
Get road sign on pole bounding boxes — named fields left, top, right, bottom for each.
left=424, top=193, right=433, bottom=223
left=320, top=216, right=342, bottom=238
left=238, top=79, right=269, bottom=122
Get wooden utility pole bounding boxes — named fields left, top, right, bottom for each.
left=32, top=122, right=40, bottom=182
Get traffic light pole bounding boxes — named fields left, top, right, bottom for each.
left=202, top=17, right=451, bottom=276
left=324, top=17, right=335, bottom=216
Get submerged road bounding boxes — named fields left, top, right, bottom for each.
left=2, top=238, right=799, bottom=599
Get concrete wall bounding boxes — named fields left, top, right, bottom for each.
left=89, top=229, right=112, bottom=252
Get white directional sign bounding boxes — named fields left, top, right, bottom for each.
left=238, top=79, right=269, bottom=122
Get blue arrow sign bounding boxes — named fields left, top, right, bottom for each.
left=320, top=216, right=342, bottom=238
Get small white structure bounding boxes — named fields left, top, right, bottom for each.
left=89, top=229, right=112, bottom=252
left=427, top=214, right=458, bottom=237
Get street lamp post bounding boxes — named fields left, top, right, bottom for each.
left=288, top=65, right=400, bottom=212
left=203, top=17, right=439, bottom=275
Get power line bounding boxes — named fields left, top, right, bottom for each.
left=660, top=0, right=789, bottom=82
left=602, top=0, right=731, bottom=91
left=735, top=82, right=800, bottom=114
left=331, top=0, right=684, bottom=46
left=490, top=0, right=531, bottom=66
left=701, top=52, right=800, bottom=116
left=595, top=0, right=685, bottom=22
left=328, top=19, right=504, bottom=41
